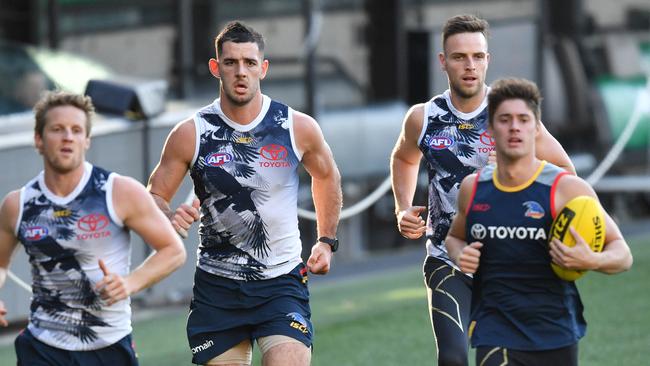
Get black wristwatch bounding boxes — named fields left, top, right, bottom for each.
left=318, top=236, right=339, bottom=252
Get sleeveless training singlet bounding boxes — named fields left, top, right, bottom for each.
left=190, top=95, right=303, bottom=281
left=15, top=162, right=132, bottom=351
left=418, top=89, right=492, bottom=268
left=466, top=162, right=585, bottom=350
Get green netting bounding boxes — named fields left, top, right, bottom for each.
left=642, top=42, right=650, bottom=53
left=595, top=44, right=650, bottom=150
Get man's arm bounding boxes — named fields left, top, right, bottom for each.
left=0, top=191, right=21, bottom=326
left=535, top=122, right=576, bottom=174
left=445, top=174, right=482, bottom=274
left=147, top=118, right=200, bottom=238
left=293, top=111, right=342, bottom=275
left=390, top=104, right=427, bottom=239
left=95, top=176, right=187, bottom=305
left=550, top=175, right=633, bottom=274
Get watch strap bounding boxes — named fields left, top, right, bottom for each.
left=317, top=236, right=339, bottom=252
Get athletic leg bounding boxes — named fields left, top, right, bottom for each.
left=423, top=256, right=472, bottom=366
left=259, top=335, right=310, bottom=366
left=476, top=346, right=513, bottom=366
left=204, top=339, right=252, bottom=366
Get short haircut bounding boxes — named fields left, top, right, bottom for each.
left=215, top=21, right=265, bottom=57
left=488, top=78, right=542, bottom=124
left=441, top=14, right=490, bottom=50
left=33, top=91, right=95, bottom=137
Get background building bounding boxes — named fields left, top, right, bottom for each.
left=0, top=0, right=649, bottom=323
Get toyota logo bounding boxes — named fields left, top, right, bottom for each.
left=471, top=223, right=487, bottom=240
left=260, top=144, right=288, bottom=161
left=480, top=131, right=495, bottom=146
left=77, top=213, right=109, bottom=232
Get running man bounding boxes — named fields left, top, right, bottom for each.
left=445, top=77, right=632, bottom=366
left=0, top=91, right=186, bottom=365
left=147, top=21, right=342, bottom=365
left=390, top=14, right=575, bottom=366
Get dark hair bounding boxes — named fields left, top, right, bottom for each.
left=442, top=14, right=490, bottom=50
left=215, top=21, right=265, bottom=57
left=488, top=78, right=542, bottom=124
left=33, top=91, right=95, bottom=137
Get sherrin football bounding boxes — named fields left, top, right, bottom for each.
left=548, top=195, right=606, bottom=281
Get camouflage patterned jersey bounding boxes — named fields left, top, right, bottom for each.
left=16, top=162, right=132, bottom=350
left=190, top=95, right=303, bottom=281
left=418, top=88, right=493, bottom=269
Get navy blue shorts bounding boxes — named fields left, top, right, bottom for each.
left=15, top=328, right=138, bottom=366
left=187, top=263, right=312, bottom=364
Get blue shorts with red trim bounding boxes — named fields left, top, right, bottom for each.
left=187, top=263, right=312, bottom=364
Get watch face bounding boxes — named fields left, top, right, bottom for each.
left=330, top=239, right=339, bottom=251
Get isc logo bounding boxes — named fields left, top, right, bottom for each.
left=206, top=152, right=233, bottom=167
left=428, top=136, right=454, bottom=150
left=290, top=321, right=310, bottom=334
left=25, top=226, right=49, bottom=241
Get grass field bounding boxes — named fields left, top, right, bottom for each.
left=1, top=238, right=649, bottom=365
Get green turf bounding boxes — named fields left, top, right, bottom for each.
left=1, top=239, right=649, bottom=365
left=578, top=238, right=650, bottom=365
left=0, top=338, right=12, bottom=364
left=305, top=270, right=436, bottom=366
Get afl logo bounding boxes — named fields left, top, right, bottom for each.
left=260, top=144, right=288, bottom=161
left=206, top=152, right=233, bottom=167
left=24, top=226, right=49, bottom=241
left=77, top=214, right=109, bottom=232
left=480, top=131, right=495, bottom=146
left=428, top=136, right=454, bottom=150
left=471, top=223, right=487, bottom=240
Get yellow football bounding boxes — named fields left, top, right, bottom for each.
left=548, top=195, right=606, bottom=281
